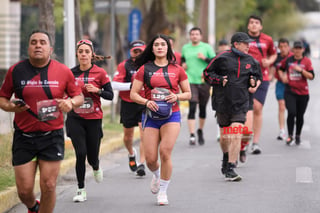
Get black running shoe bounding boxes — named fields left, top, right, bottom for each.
left=136, top=164, right=146, bottom=176
left=295, top=136, right=301, bottom=145
left=197, top=129, right=205, bottom=145
left=221, top=153, right=228, bottom=175
left=239, top=150, right=246, bottom=163
left=128, top=148, right=138, bottom=172
left=225, top=163, right=242, bottom=182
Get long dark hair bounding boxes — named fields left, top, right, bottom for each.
left=135, top=34, right=176, bottom=69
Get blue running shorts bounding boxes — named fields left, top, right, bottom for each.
left=275, top=81, right=285, bottom=100
left=142, top=111, right=181, bottom=129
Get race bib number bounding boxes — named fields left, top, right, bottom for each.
left=151, top=87, right=170, bottom=101
left=37, top=100, right=60, bottom=121
left=74, top=97, right=94, bottom=114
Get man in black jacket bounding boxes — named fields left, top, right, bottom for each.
left=203, top=32, right=262, bottom=181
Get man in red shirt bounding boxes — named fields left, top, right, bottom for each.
left=0, top=30, right=83, bottom=213
left=247, top=15, right=277, bottom=154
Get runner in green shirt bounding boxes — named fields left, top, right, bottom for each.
left=181, top=27, right=215, bottom=146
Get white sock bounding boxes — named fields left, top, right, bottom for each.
left=280, top=129, right=285, bottom=133
left=152, top=168, right=160, bottom=179
left=159, top=179, right=170, bottom=193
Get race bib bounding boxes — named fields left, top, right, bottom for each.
left=74, top=97, right=94, bottom=114
left=151, top=87, right=170, bottom=101
left=37, top=100, right=60, bottom=121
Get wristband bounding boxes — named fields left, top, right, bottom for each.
left=145, top=100, right=149, bottom=106
left=176, top=94, right=179, bottom=101
left=98, top=89, right=102, bottom=95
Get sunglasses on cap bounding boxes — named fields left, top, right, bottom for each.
left=77, top=39, right=93, bottom=46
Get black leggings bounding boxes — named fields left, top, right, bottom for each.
left=284, top=90, right=309, bottom=137
left=66, top=116, right=103, bottom=188
left=188, top=101, right=207, bottom=119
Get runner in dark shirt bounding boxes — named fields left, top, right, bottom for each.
left=0, top=30, right=83, bottom=213
left=66, top=39, right=113, bottom=202
left=278, top=40, right=315, bottom=145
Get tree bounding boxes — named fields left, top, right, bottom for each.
left=38, top=0, right=56, bottom=46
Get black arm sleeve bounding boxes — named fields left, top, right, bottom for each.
left=100, top=82, right=114, bottom=100
left=203, top=57, right=225, bottom=85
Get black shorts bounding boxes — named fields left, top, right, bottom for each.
left=120, top=100, right=145, bottom=128
left=253, top=81, right=270, bottom=105
left=190, top=83, right=210, bottom=105
left=216, top=112, right=246, bottom=128
left=12, top=129, right=64, bottom=166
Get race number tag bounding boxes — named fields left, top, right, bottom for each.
left=74, top=97, right=94, bottom=114
left=37, top=100, right=60, bottom=121
left=151, top=87, right=170, bottom=101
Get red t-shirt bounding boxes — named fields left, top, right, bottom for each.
left=113, top=59, right=144, bottom=102
left=273, top=52, right=293, bottom=80
left=280, top=55, right=313, bottom=95
left=0, top=59, right=82, bottom=132
left=72, top=64, right=110, bottom=119
left=135, top=62, right=188, bottom=112
left=248, top=33, right=277, bottom=81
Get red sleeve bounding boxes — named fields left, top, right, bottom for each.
left=113, top=61, right=127, bottom=82
left=99, top=68, right=111, bottom=85
left=65, top=67, right=82, bottom=97
left=178, top=65, right=188, bottom=82
left=267, top=37, right=277, bottom=56
left=135, top=65, right=145, bottom=82
left=0, top=65, right=15, bottom=99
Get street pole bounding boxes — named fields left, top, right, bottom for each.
left=110, top=0, right=116, bottom=122
left=208, top=0, right=215, bottom=50
left=63, top=0, right=76, bottom=68
left=186, top=0, right=194, bottom=36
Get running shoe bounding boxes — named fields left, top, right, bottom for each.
left=157, top=191, right=169, bottom=205
left=251, top=143, right=261, bottom=154
left=189, top=135, right=196, bottom=145
left=221, top=153, right=228, bottom=175
left=93, top=168, right=103, bottom=183
left=239, top=150, right=247, bottom=163
left=136, top=164, right=146, bottom=177
left=277, top=130, right=286, bottom=140
left=150, top=175, right=160, bottom=194
left=197, top=129, right=205, bottom=145
left=295, top=135, right=301, bottom=145
left=128, top=148, right=138, bottom=172
left=28, top=200, right=40, bottom=213
left=286, top=136, right=293, bottom=145
left=73, top=188, right=87, bottom=202
left=225, top=163, right=242, bottom=182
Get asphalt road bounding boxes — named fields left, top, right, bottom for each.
left=6, top=59, right=320, bottom=213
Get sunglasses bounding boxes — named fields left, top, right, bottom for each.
left=77, top=39, right=93, bottom=46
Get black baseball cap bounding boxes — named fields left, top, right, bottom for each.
left=231, top=32, right=253, bottom=44
left=293, top=40, right=304, bottom=48
left=129, top=40, right=146, bottom=51
left=218, top=39, right=229, bottom=46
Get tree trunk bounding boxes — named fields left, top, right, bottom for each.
left=74, top=0, right=83, bottom=41
left=38, top=0, right=55, bottom=46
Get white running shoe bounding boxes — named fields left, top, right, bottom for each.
left=157, top=191, right=169, bottom=205
left=73, top=188, right=87, bottom=202
left=150, top=175, right=160, bottom=194
left=93, top=168, right=103, bottom=183
left=251, top=143, right=261, bottom=154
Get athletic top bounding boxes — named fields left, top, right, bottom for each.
left=248, top=33, right=277, bottom=81
left=279, top=55, right=314, bottom=95
left=0, top=59, right=81, bottom=132
left=68, top=64, right=112, bottom=119
left=181, top=42, right=215, bottom=84
left=113, top=58, right=144, bottom=102
left=273, top=52, right=293, bottom=80
left=135, top=62, right=188, bottom=112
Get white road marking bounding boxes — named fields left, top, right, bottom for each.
left=296, top=167, right=313, bottom=183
